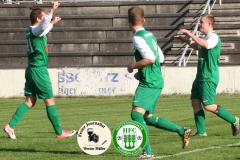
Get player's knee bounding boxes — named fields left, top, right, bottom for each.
left=203, top=105, right=210, bottom=110
left=144, top=115, right=157, bottom=126
left=25, top=100, right=36, bottom=108
left=144, top=117, right=154, bottom=126
left=25, top=95, right=37, bottom=108
left=191, top=99, right=202, bottom=109
left=44, top=98, right=55, bottom=106
left=25, top=102, right=35, bottom=108
left=203, top=104, right=218, bottom=113
left=144, top=117, right=151, bottom=125
left=131, top=111, right=143, bottom=121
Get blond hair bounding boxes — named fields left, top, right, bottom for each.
left=202, top=14, right=215, bottom=27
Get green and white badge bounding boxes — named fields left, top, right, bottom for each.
left=112, top=120, right=147, bottom=156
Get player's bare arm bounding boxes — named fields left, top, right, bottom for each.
left=174, top=35, right=198, bottom=50
left=51, top=16, right=61, bottom=25
left=49, top=1, right=60, bottom=14
left=180, top=29, right=209, bottom=49
left=127, top=58, right=155, bottom=73
left=32, top=1, right=60, bottom=36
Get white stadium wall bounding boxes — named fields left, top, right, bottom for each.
left=0, top=66, right=240, bottom=97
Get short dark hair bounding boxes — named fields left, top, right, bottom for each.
left=29, top=7, right=45, bottom=25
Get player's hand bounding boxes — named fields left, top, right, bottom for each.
left=127, top=63, right=133, bottom=73
left=180, top=29, right=191, bottom=37
left=51, top=16, right=61, bottom=24
left=174, top=34, right=186, bottom=41
left=174, top=35, right=182, bottom=39
left=51, top=1, right=60, bottom=10
left=134, top=72, right=139, bottom=80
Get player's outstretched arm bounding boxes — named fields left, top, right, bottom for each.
left=174, top=34, right=198, bottom=50
left=178, top=28, right=208, bottom=49
left=35, top=1, right=61, bottom=36
left=49, top=1, right=60, bottom=14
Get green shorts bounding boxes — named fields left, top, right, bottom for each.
left=190, top=80, right=217, bottom=105
left=24, top=67, right=53, bottom=99
left=132, top=86, right=162, bottom=114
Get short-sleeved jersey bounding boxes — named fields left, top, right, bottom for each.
left=26, top=27, right=49, bottom=67
left=196, top=32, right=221, bottom=84
left=133, top=29, right=164, bottom=89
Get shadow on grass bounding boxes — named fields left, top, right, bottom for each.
left=0, top=148, right=83, bottom=155
left=229, top=146, right=240, bottom=148
left=0, top=148, right=122, bottom=158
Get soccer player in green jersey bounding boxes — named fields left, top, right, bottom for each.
left=4, top=1, right=76, bottom=139
left=174, top=14, right=239, bottom=136
left=127, top=7, right=191, bottom=158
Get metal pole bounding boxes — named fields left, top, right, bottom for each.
left=219, top=0, right=222, bottom=6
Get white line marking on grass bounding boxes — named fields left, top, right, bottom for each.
left=155, top=142, right=240, bottom=159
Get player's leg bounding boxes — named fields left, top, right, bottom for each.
left=4, top=95, right=36, bottom=139
left=144, top=114, right=185, bottom=136
left=8, top=95, right=36, bottom=128
left=143, top=88, right=191, bottom=148
left=143, top=88, right=184, bottom=134
left=131, top=107, right=153, bottom=158
left=202, top=81, right=239, bottom=136
left=4, top=67, right=36, bottom=139
left=33, top=68, right=76, bottom=138
left=44, top=98, right=62, bottom=136
left=191, top=80, right=207, bottom=136
left=44, top=98, right=76, bottom=138
left=131, top=86, right=153, bottom=158
left=191, top=99, right=207, bottom=136
left=144, top=113, right=191, bottom=149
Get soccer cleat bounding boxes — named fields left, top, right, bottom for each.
left=137, top=151, right=155, bottom=159
left=181, top=127, right=191, bottom=149
left=4, top=124, right=16, bottom=139
left=231, top=117, right=240, bottom=136
left=192, top=132, right=207, bottom=137
left=56, top=130, right=76, bottom=139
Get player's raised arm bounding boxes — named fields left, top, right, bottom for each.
left=49, top=1, right=60, bottom=14
left=32, top=1, right=60, bottom=37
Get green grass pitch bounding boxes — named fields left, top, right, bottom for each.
left=1, top=95, right=240, bottom=160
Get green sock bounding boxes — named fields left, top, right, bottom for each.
left=144, top=116, right=184, bottom=136
left=131, top=111, right=152, bottom=155
left=9, top=103, right=30, bottom=128
left=194, top=110, right=206, bottom=134
left=46, top=105, right=62, bottom=135
left=217, top=106, right=236, bottom=124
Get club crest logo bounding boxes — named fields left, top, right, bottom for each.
left=112, top=120, right=147, bottom=155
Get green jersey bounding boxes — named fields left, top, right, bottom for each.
left=196, top=33, right=221, bottom=84
left=133, top=29, right=164, bottom=89
left=26, top=27, right=49, bottom=67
